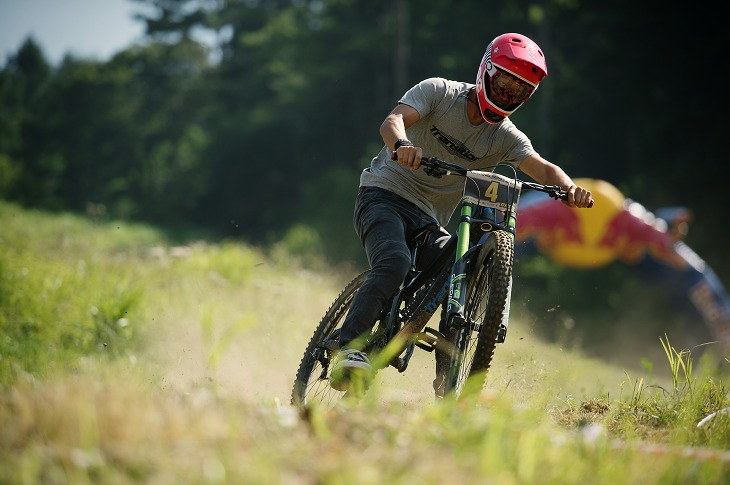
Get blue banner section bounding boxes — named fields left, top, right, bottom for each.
left=515, top=181, right=730, bottom=352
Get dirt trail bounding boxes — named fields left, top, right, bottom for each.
left=148, top=308, right=641, bottom=411
left=144, top=264, right=647, bottom=409
left=149, top=315, right=441, bottom=407
left=143, top=264, right=439, bottom=407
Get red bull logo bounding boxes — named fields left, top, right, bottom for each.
left=599, top=202, right=686, bottom=269
left=518, top=200, right=583, bottom=245
left=517, top=178, right=688, bottom=270
left=517, top=199, right=585, bottom=263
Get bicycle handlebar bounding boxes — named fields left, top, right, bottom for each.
left=391, top=153, right=593, bottom=208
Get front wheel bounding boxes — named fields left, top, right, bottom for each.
left=442, top=230, right=513, bottom=398
left=290, top=271, right=369, bottom=410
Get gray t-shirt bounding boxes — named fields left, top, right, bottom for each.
left=360, top=77, right=537, bottom=226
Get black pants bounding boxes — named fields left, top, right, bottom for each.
left=339, top=186, right=451, bottom=347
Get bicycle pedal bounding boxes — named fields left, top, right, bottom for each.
left=446, top=315, right=469, bottom=333
left=414, top=327, right=446, bottom=352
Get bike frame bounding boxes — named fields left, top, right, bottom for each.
left=442, top=163, right=521, bottom=334
left=384, top=162, right=523, bottom=366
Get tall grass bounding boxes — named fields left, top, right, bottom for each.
left=1, top=200, right=729, bottom=484
left=0, top=202, right=160, bottom=382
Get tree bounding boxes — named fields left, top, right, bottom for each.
left=0, top=38, right=59, bottom=205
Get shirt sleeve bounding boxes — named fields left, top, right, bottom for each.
left=499, top=121, right=538, bottom=165
left=399, top=77, right=449, bottom=118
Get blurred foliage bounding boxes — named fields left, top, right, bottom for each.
left=0, top=198, right=336, bottom=387
left=0, top=201, right=157, bottom=382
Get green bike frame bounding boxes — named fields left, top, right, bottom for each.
left=445, top=168, right=521, bottom=329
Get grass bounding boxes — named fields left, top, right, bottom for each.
left=1, top=200, right=729, bottom=484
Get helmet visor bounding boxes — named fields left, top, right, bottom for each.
left=487, top=69, right=535, bottom=111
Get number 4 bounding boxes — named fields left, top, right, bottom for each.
left=484, top=182, right=500, bottom=202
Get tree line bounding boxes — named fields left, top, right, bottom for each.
left=0, top=0, right=725, bottom=281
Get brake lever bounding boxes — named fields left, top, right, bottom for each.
left=543, top=185, right=594, bottom=208
left=392, top=152, right=447, bottom=178
left=423, top=165, right=447, bottom=178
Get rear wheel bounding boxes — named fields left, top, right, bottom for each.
left=442, top=230, right=513, bottom=398
left=290, top=271, right=370, bottom=410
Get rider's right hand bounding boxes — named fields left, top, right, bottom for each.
left=392, top=145, right=423, bottom=171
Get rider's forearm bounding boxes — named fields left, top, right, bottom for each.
left=380, top=113, right=409, bottom=150
left=380, top=104, right=421, bottom=150
left=519, top=154, right=593, bottom=208
left=518, top=155, right=575, bottom=190
left=541, top=165, right=575, bottom=191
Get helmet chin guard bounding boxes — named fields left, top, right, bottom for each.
left=476, top=33, right=548, bottom=123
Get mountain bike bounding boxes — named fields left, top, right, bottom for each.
left=291, top=156, right=591, bottom=409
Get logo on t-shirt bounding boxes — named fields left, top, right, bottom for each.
left=429, top=125, right=478, bottom=161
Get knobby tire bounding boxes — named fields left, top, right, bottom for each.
left=290, top=270, right=370, bottom=409
left=443, top=230, right=514, bottom=398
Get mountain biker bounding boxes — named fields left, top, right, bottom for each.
left=330, top=33, right=594, bottom=392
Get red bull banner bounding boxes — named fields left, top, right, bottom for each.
left=515, top=178, right=730, bottom=353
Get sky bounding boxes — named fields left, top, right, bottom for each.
left=0, top=0, right=148, bottom=66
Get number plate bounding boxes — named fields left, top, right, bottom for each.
left=463, top=171, right=522, bottom=210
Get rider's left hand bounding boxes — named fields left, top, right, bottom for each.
left=566, top=185, right=594, bottom=208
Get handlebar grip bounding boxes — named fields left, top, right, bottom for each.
left=564, top=196, right=595, bottom=209
left=391, top=151, right=432, bottom=165
left=557, top=190, right=594, bottom=209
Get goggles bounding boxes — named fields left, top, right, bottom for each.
left=487, top=69, right=535, bottom=111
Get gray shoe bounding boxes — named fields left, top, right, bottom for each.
left=330, top=349, right=372, bottom=391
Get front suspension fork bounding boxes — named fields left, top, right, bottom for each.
left=446, top=204, right=473, bottom=332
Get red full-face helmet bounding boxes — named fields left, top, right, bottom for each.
left=476, top=33, right=548, bottom=123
